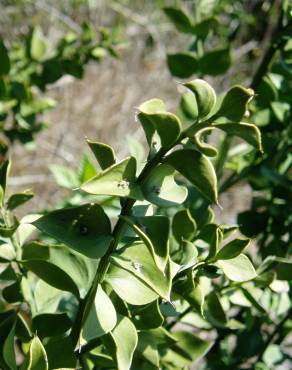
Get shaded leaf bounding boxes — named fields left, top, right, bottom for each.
left=184, top=79, right=216, bottom=119
left=33, top=203, right=112, bottom=259
left=87, top=140, right=116, bottom=170
left=167, top=53, right=198, bottom=78
left=0, top=39, right=10, bottom=75
left=163, top=7, right=193, bottom=33
left=172, top=209, right=197, bottom=243
left=121, top=215, right=169, bottom=271
left=32, top=313, right=72, bottom=338
left=199, top=47, right=231, bottom=76
left=166, top=149, right=218, bottom=203
left=215, top=122, right=263, bottom=152
left=215, top=238, right=251, bottom=260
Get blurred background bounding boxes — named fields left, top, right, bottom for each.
left=0, top=0, right=285, bottom=220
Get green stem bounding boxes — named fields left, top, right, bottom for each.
left=70, top=145, right=171, bottom=347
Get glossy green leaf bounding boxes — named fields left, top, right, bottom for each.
left=105, top=315, right=138, bottom=370
left=121, top=215, right=169, bottom=271
left=80, top=157, right=143, bottom=199
left=166, top=149, right=218, bottom=203
left=83, top=284, right=117, bottom=340
left=199, top=47, right=231, bottom=76
left=30, top=26, right=47, bottom=61
left=172, top=208, right=197, bottom=243
left=0, top=39, right=10, bottom=75
left=106, top=263, right=159, bottom=305
left=215, top=238, right=251, bottom=260
left=217, top=254, right=257, bottom=282
left=215, top=122, right=263, bottom=152
left=110, top=242, right=171, bottom=301
left=7, top=190, right=34, bottom=210
left=197, top=223, right=223, bottom=260
left=163, top=7, right=193, bottom=33
left=32, top=313, right=72, bottom=338
left=24, top=336, right=48, bottom=370
left=3, top=323, right=16, bottom=370
left=167, top=53, right=198, bottom=78
left=87, top=140, right=116, bottom=170
left=213, top=85, right=255, bottom=122
left=184, top=79, right=216, bottom=119
left=141, top=164, right=188, bottom=207
left=33, top=203, right=112, bottom=259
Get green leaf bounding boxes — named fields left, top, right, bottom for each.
left=33, top=203, right=112, bottom=259
left=110, top=242, right=171, bottom=301
left=179, top=240, right=198, bottom=271
left=215, top=122, right=263, bottom=152
left=32, top=313, right=72, bottom=338
left=137, top=98, right=166, bottom=146
left=106, top=263, right=159, bottom=305
left=22, top=242, right=97, bottom=297
left=121, top=215, right=170, bottom=271
left=197, top=223, right=223, bottom=260
left=0, top=160, right=10, bottom=199
left=163, top=7, right=193, bottom=33
left=141, top=164, right=188, bottom=207
left=0, top=218, right=19, bottom=237
left=104, top=315, right=138, bottom=370
left=166, top=149, right=218, bottom=203
left=184, top=79, right=216, bottom=119
left=193, top=127, right=218, bottom=157
left=3, top=323, right=16, bottom=370
left=24, top=336, right=48, bottom=370
left=172, top=209, right=197, bottom=243
left=87, top=140, right=116, bottom=170
left=179, top=92, right=198, bottom=120
left=205, top=292, right=227, bottom=327
left=215, top=238, right=251, bottom=260
left=83, top=284, right=117, bottom=340
left=217, top=254, right=257, bottom=282
left=7, top=190, right=34, bottom=210
left=30, top=26, right=47, bottom=61
left=44, top=336, right=76, bottom=370
left=133, top=300, right=164, bottom=330
left=136, top=332, right=160, bottom=367
left=167, top=53, right=198, bottom=78
left=49, top=164, right=79, bottom=189
left=21, top=259, right=80, bottom=298
left=213, top=85, right=255, bottom=122
left=199, top=47, right=231, bottom=76
left=80, top=157, right=143, bottom=200
left=137, top=104, right=181, bottom=148
left=2, top=281, right=23, bottom=303
left=0, top=39, right=10, bottom=75
left=165, top=331, right=212, bottom=366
